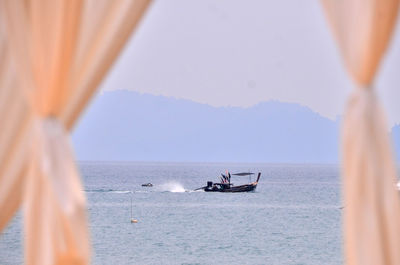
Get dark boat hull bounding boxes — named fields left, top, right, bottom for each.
left=204, top=183, right=257, bottom=192
left=199, top=172, right=261, bottom=193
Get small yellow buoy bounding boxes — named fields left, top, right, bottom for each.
left=131, top=219, right=138, bottom=223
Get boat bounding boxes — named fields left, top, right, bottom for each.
left=141, top=183, right=153, bottom=187
left=196, top=172, right=261, bottom=192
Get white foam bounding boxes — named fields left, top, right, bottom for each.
left=111, top=191, right=131, bottom=194
left=84, top=189, right=131, bottom=194
left=159, top=182, right=186, bottom=193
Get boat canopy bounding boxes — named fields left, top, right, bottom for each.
left=231, top=172, right=255, bottom=176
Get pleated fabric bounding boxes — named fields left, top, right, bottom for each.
left=0, top=1, right=151, bottom=264
left=321, top=1, right=400, bottom=264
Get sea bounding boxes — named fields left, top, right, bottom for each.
left=0, top=162, right=342, bottom=265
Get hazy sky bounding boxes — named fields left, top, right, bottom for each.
left=100, top=0, right=400, bottom=126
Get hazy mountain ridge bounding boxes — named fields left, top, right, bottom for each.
left=72, top=90, right=343, bottom=163
left=392, top=124, right=400, bottom=161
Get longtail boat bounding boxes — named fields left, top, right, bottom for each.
left=195, top=172, right=261, bottom=192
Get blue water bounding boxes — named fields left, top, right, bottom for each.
left=0, top=162, right=342, bottom=265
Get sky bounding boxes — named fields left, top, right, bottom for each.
left=99, top=0, right=400, bottom=126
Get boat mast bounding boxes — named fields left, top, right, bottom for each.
left=130, top=191, right=132, bottom=220
left=130, top=191, right=138, bottom=223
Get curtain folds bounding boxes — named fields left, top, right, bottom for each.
left=342, top=88, right=400, bottom=265
left=321, top=0, right=400, bottom=86
left=321, top=0, right=400, bottom=264
left=0, top=0, right=151, bottom=264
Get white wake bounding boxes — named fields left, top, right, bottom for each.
left=159, top=182, right=186, bottom=193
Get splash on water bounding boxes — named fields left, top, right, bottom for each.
left=159, top=182, right=186, bottom=193
left=112, top=190, right=131, bottom=194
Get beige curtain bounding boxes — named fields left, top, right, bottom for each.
left=321, top=1, right=400, bottom=264
left=0, top=0, right=151, bottom=264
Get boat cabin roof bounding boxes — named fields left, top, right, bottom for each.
left=231, top=172, right=255, bottom=176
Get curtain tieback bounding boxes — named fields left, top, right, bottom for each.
left=342, top=86, right=400, bottom=265
left=23, top=116, right=89, bottom=265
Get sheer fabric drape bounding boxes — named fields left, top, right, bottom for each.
left=0, top=0, right=151, bottom=264
left=321, top=0, right=400, bottom=264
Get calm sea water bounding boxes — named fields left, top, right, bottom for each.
left=0, top=162, right=342, bottom=265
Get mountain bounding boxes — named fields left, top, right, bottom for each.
left=72, top=90, right=341, bottom=163
left=392, top=124, right=400, bottom=161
